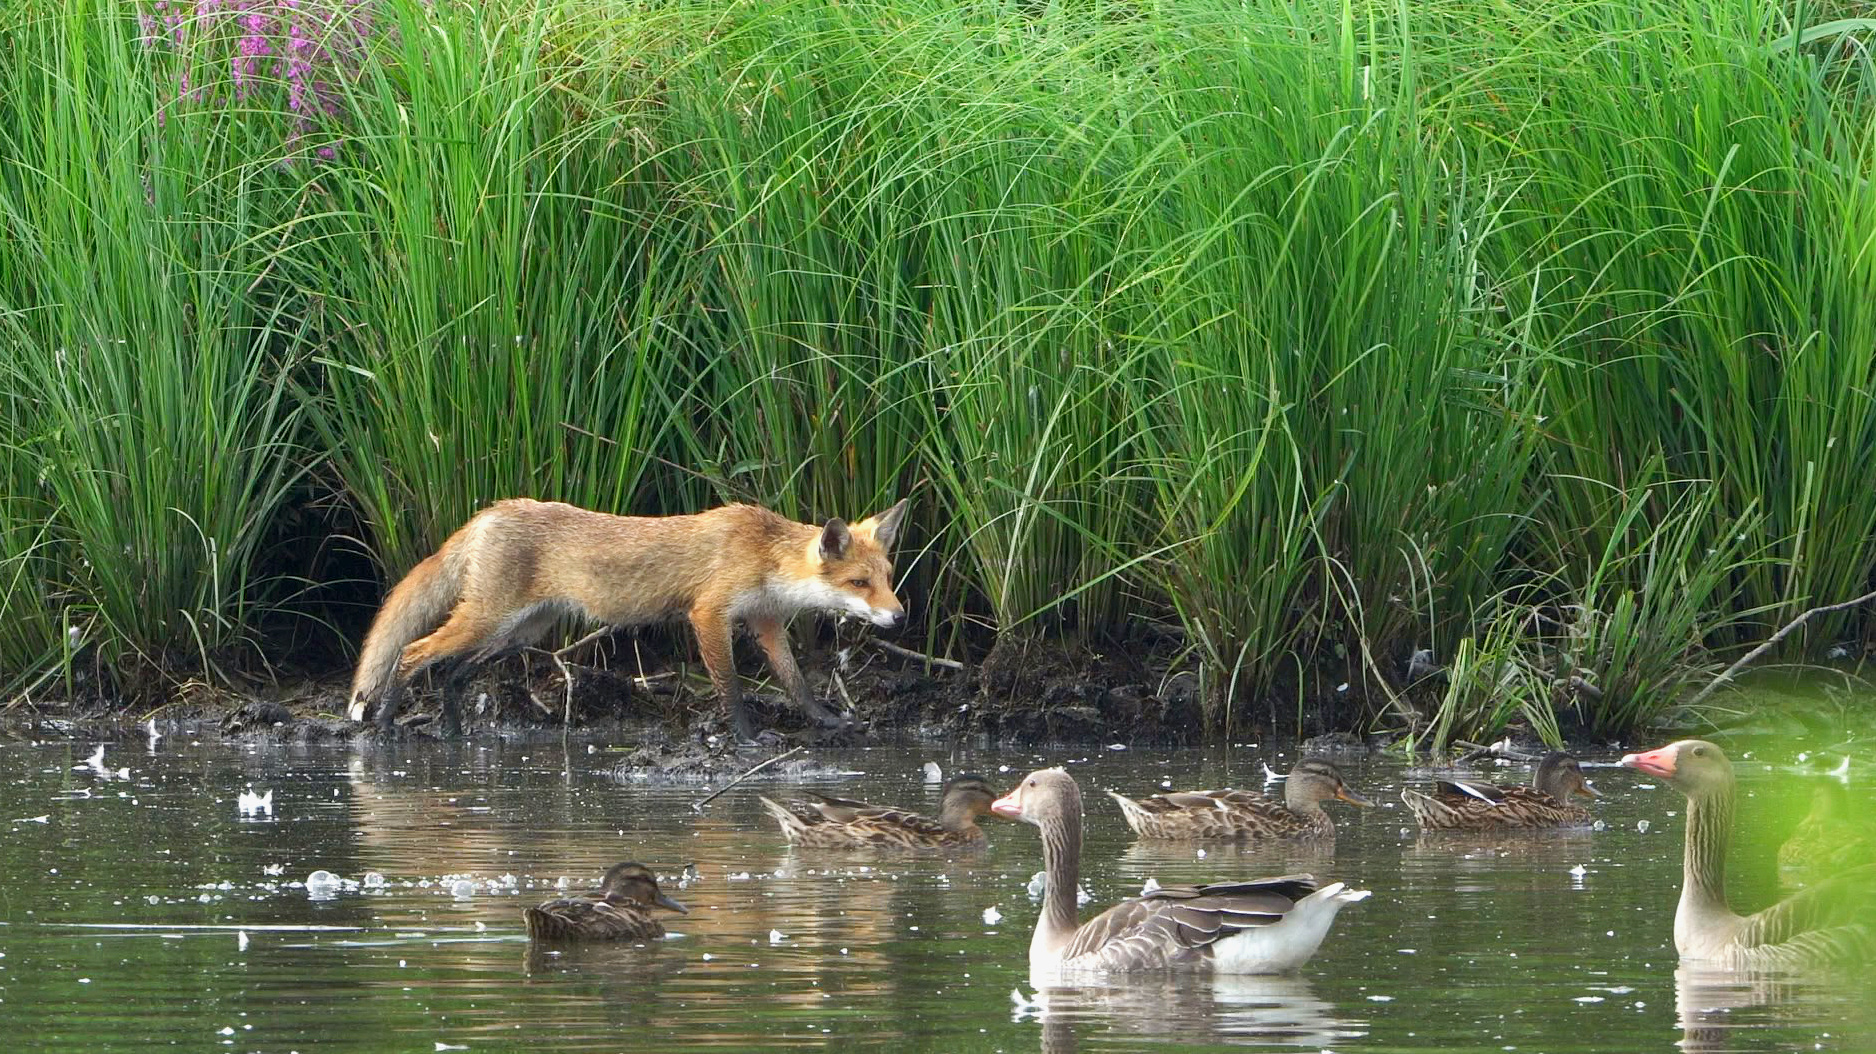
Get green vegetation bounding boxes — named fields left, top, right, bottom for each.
left=1, top=0, right=1872, bottom=743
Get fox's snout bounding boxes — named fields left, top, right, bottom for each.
left=869, top=604, right=904, bottom=631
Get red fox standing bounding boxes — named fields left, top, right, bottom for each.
left=346, top=498, right=910, bottom=741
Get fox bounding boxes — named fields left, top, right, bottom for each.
left=346, top=497, right=910, bottom=742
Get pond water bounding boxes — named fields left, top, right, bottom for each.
left=0, top=728, right=1869, bottom=1052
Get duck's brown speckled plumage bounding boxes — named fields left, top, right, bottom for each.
left=1778, top=781, right=1876, bottom=889
left=523, top=862, right=687, bottom=942
left=758, top=775, right=997, bottom=849
left=1107, top=760, right=1375, bottom=841
left=1401, top=752, right=1600, bottom=831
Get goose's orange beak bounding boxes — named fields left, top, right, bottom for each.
left=1621, top=746, right=1676, bottom=780
left=990, top=792, right=1023, bottom=820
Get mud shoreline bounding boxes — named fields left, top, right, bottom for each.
left=8, top=633, right=1618, bottom=772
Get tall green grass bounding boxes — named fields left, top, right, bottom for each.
left=0, top=1, right=305, bottom=687
left=0, top=0, right=1871, bottom=740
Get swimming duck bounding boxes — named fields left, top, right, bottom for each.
left=757, top=774, right=997, bottom=849
left=1777, top=780, right=1876, bottom=888
left=1623, top=740, right=1875, bottom=967
left=995, top=767, right=1370, bottom=976
left=1106, top=759, right=1375, bottom=840
left=1401, top=752, right=1599, bottom=830
left=523, top=862, right=687, bottom=942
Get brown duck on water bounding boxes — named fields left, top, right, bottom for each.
left=1623, top=740, right=1875, bottom=967
left=757, top=774, right=998, bottom=849
left=1106, top=759, right=1375, bottom=841
left=1401, top=752, right=1600, bottom=831
left=994, top=767, right=1371, bottom=976
left=1777, top=780, right=1876, bottom=889
left=523, top=862, right=688, bottom=942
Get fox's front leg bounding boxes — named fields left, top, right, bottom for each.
left=690, top=602, right=757, bottom=743
left=749, top=615, right=847, bottom=729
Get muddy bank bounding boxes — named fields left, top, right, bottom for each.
left=7, top=631, right=1527, bottom=762
left=0, top=634, right=1242, bottom=747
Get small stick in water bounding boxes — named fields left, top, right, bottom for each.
left=691, top=745, right=805, bottom=813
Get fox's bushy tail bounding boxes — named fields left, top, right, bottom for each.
left=346, top=542, right=468, bottom=721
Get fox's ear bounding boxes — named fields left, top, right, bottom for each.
left=819, top=518, right=852, bottom=561
left=861, top=498, right=909, bottom=550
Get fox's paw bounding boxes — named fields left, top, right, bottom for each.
left=805, top=714, right=870, bottom=747
left=731, top=728, right=788, bottom=753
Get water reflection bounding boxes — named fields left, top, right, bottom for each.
left=1018, top=972, right=1366, bottom=1051
left=1, top=734, right=1872, bottom=1051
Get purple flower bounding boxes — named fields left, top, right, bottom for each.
left=138, top=1, right=383, bottom=161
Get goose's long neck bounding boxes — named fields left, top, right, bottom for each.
left=1035, top=809, right=1082, bottom=956
left=1677, top=780, right=1739, bottom=949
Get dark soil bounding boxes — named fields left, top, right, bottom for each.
left=7, top=627, right=1517, bottom=762
left=0, top=630, right=1221, bottom=747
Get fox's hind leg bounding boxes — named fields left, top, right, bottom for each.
left=390, top=605, right=513, bottom=735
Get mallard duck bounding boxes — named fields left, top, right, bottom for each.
left=1401, top=752, right=1599, bottom=830
left=1623, top=740, right=1875, bottom=967
left=1778, top=780, right=1876, bottom=888
left=757, top=774, right=997, bottom=849
left=994, top=767, right=1370, bottom=976
left=523, top=862, right=687, bottom=942
left=1106, top=759, right=1375, bottom=840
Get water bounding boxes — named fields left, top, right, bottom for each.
left=1, top=732, right=1870, bottom=1052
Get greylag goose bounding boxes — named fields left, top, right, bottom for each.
left=1108, top=759, right=1375, bottom=840
left=993, top=767, right=1370, bottom=975
left=1622, top=740, right=1874, bottom=967
left=757, top=774, right=997, bottom=848
left=1401, top=752, right=1599, bottom=830
left=523, top=863, right=687, bottom=942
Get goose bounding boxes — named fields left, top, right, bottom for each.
left=758, top=774, right=997, bottom=849
left=1401, top=752, right=1599, bottom=830
left=1107, top=759, right=1375, bottom=841
left=993, top=767, right=1370, bottom=976
left=1622, top=740, right=1874, bottom=967
left=523, top=862, right=687, bottom=942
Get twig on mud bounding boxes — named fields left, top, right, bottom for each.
left=871, top=639, right=965, bottom=671
left=1686, top=586, right=1876, bottom=709
left=522, top=686, right=556, bottom=719
left=556, top=626, right=618, bottom=662
left=691, top=746, right=805, bottom=813
left=831, top=669, right=856, bottom=712
left=550, top=648, right=576, bottom=726
left=521, top=628, right=621, bottom=726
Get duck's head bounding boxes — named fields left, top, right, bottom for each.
left=1286, top=759, right=1376, bottom=809
left=1621, top=739, right=1734, bottom=799
left=600, top=862, right=688, bottom=914
left=1535, top=752, right=1600, bottom=799
left=942, top=774, right=999, bottom=818
left=991, top=767, right=1081, bottom=828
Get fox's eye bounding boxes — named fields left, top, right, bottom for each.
left=849, top=578, right=870, bottom=589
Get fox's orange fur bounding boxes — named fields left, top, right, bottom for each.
left=347, top=498, right=909, bottom=740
